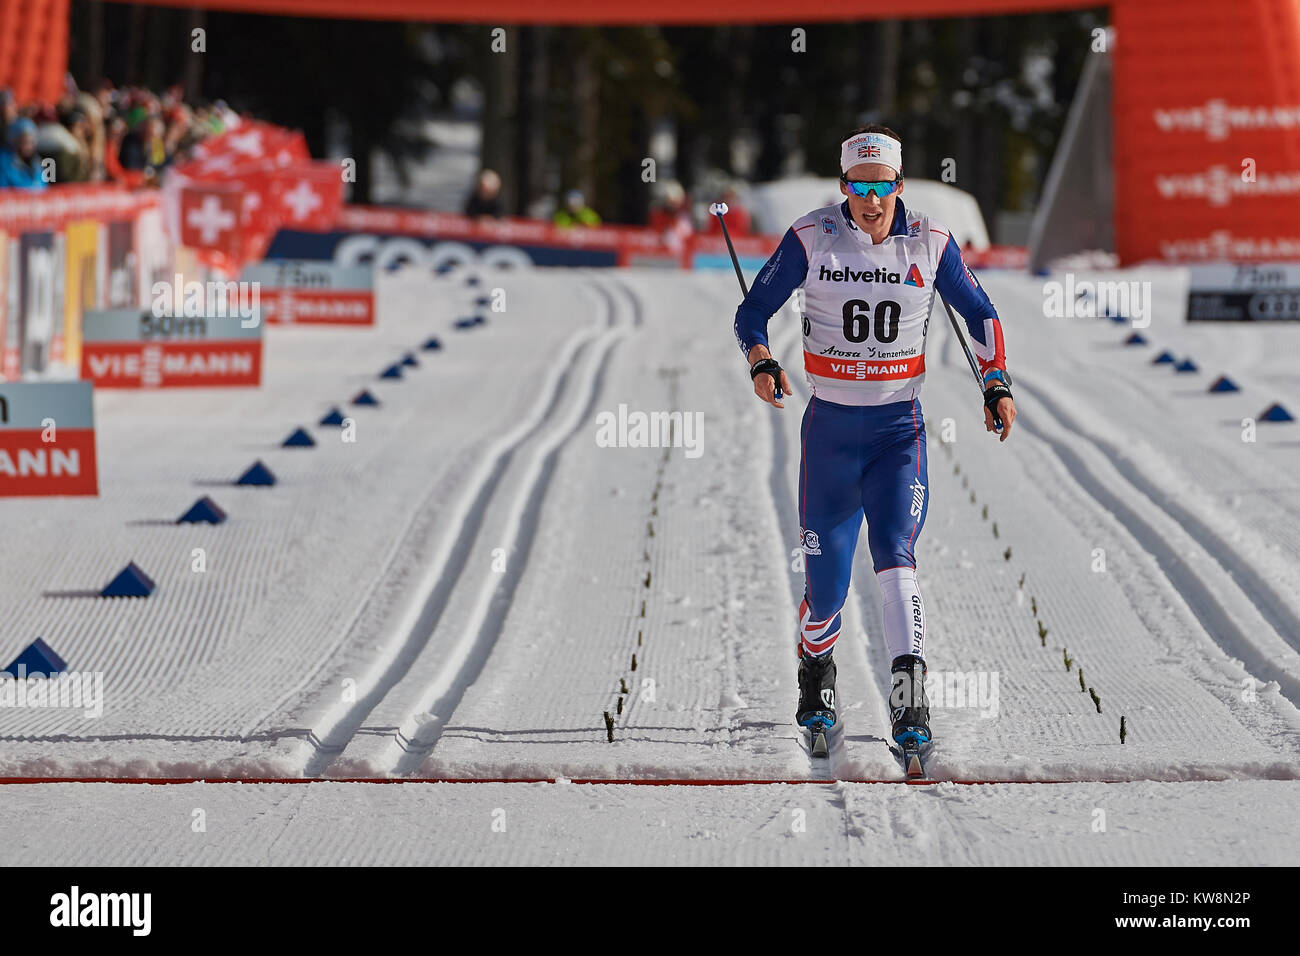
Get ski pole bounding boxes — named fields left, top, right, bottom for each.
left=937, top=292, right=1003, bottom=431
left=710, top=201, right=782, bottom=400
left=709, top=201, right=750, bottom=296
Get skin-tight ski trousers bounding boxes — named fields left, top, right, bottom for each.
left=796, top=395, right=929, bottom=663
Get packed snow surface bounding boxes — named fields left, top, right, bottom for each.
left=1, top=264, right=1296, bottom=864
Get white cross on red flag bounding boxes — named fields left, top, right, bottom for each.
left=178, top=185, right=242, bottom=253
left=166, top=121, right=336, bottom=273
left=270, top=162, right=343, bottom=231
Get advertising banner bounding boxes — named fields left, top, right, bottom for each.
left=0, top=381, right=98, bottom=497
left=240, top=260, right=375, bottom=325
left=1187, top=262, right=1300, bottom=321
left=81, top=308, right=263, bottom=388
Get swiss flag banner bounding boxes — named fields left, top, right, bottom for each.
left=178, top=184, right=243, bottom=256
left=271, top=162, right=344, bottom=231
left=191, top=121, right=309, bottom=168
left=164, top=121, right=331, bottom=273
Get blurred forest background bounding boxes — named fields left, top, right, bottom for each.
left=67, top=2, right=1107, bottom=235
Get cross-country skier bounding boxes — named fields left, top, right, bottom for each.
left=733, top=124, right=1016, bottom=760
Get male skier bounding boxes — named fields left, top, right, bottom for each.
left=733, top=124, right=1017, bottom=758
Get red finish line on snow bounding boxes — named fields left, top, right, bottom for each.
left=0, top=775, right=1148, bottom=786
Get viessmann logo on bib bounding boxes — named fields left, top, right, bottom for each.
left=804, top=352, right=926, bottom=381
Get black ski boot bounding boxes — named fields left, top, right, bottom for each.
left=796, top=651, right=838, bottom=730
left=889, top=654, right=931, bottom=747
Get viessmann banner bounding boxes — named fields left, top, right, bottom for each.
left=1112, top=0, right=1300, bottom=264
left=81, top=309, right=264, bottom=389
left=239, top=260, right=375, bottom=325
left=0, top=381, right=98, bottom=497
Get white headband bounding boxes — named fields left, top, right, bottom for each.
left=840, top=132, right=903, bottom=176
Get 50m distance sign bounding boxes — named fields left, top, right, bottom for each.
left=80, top=309, right=264, bottom=388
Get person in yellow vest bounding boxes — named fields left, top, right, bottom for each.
left=553, top=189, right=601, bottom=228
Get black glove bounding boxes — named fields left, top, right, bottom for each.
left=983, top=380, right=1013, bottom=412
left=982, top=370, right=1012, bottom=428
left=750, top=357, right=785, bottom=399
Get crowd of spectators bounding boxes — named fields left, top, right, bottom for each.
left=4, top=84, right=760, bottom=244
left=1, top=78, right=239, bottom=191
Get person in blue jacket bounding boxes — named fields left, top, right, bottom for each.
left=1, top=118, right=49, bottom=190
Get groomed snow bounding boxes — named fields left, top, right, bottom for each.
left=0, top=263, right=1296, bottom=864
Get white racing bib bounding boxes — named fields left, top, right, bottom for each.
left=792, top=202, right=947, bottom=406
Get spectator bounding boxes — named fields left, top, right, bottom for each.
left=649, top=180, right=695, bottom=250
left=0, top=118, right=49, bottom=190
left=118, top=112, right=168, bottom=184
left=37, top=103, right=88, bottom=183
left=73, top=91, right=106, bottom=181
left=0, top=89, right=17, bottom=130
left=0, top=80, right=226, bottom=191
left=705, top=186, right=752, bottom=237
left=553, top=188, right=601, bottom=228
left=464, top=168, right=503, bottom=219
left=103, top=115, right=144, bottom=188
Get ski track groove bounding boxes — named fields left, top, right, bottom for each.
left=381, top=280, right=632, bottom=774
left=1014, top=378, right=1300, bottom=706
left=292, top=280, right=617, bottom=775
left=1022, top=375, right=1300, bottom=659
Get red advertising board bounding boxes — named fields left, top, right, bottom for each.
left=241, top=261, right=375, bottom=325
left=260, top=289, right=373, bottom=324
left=80, top=309, right=263, bottom=389
left=0, top=381, right=98, bottom=497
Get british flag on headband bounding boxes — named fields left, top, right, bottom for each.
left=858, top=143, right=882, bottom=158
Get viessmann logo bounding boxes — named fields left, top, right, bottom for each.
left=817, top=265, right=903, bottom=284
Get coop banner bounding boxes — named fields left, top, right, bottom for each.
left=1186, top=263, right=1300, bottom=321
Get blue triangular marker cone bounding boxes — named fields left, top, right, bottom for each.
left=1208, top=376, right=1240, bottom=393
left=178, top=496, right=227, bottom=524
left=5, top=638, right=67, bottom=676
left=1125, top=332, right=1147, bottom=345
left=422, top=337, right=442, bottom=351
left=283, top=427, right=316, bottom=447
left=352, top=390, right=380, bottom=407
left=320, top=408, right=346, bottom=426
left=454, top=317, right=476, bottom=329
left=1174, top=358, right=1198, bottom=373
left=1152, top=350, right=1175, bottom=364
left=401, top=353, right=419, bottom=368
left=101, top=562, right=156, bottom=598
left=380, top=364, right=403, bottom=379
left=1261, top=403, right=1295, bottom=422
left=237, top=460, right=277, bottom=486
